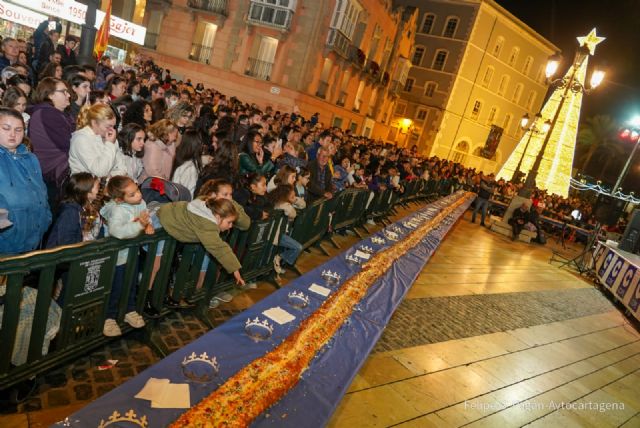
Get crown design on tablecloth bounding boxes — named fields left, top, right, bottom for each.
left=98, top=410, right=148, bottom=428
left=245, top=317, right=274, bottom=334
left=371, top=236, right=386, bottom=245
left=321, top=270, right=341, bottom=282
left=390, top=225, right=404, bottom=233
left=358, top=245, right=374, bottom=254
left=182, top=352, right=220, bottom=371
left=287, top=291, right=310, bottom=306
left=383, top=230, right=399, bottom=240
left=345, top=254, right=362, bottom=264
left=403, top=221, right=418, bottom=229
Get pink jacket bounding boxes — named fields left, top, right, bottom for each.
left=141, top=138, right=175, bottom=181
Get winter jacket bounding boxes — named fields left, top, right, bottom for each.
left=68, top=126, right=118, bottom=178
left=172, top=161, right=199, bottom=198
left=239, top=152, right=274, bottom=176
left=157, top=199, right=250, bottom=273
left=45, top=202, right=82, bottom=248
left=100, top=200, right=148, bottom=265
left=28, top=103, right=75, bottom=187
left=111, top=147, right=144, bottom=182
left=0, top=144, right=51, bottom=255
left=141, top=139, right=175, bottom=181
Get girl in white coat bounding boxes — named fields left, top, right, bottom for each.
left=68, top=103, right=118, bottom=179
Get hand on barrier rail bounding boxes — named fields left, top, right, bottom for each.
left=234, top=270, right=246, bottom=287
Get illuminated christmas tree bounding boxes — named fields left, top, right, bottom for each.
left=498, top=29, right=605, bottom=197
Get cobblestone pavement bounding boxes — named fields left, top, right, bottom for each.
left=372, top=288, right=615, bottom=353
left=0, top=310, right=239, bottom=415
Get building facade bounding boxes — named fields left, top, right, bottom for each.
left=392, top=0, right=557, bottom=173
left=139, top=0, right=417, bottom=139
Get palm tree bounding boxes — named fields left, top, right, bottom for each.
left=575, top=115, right=620, bottom=176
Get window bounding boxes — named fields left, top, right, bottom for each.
left=452, top=141, right=469, bottom=164
left=421, top=13, right=435, bottom=34
left=416, top=109, right=427, bottom=121
left=503, top=113, right=513, bottom=134
left=432, top=49, right=448, bottom=71
left=493, top=36, right=504, bottom=57
left=443, top=17, right=459, bottom=38
left=329, top=0, right=362, bottom=40
left=248, top=0, right=297, bottom=29
left=526, top=91, right=536, bottom=110
left=508, top=46, right=519, bottom=66
left=395, top=103, right=406, bottom=115
left=482, top=66, right=494, bottom=87
left=512, top=83, right=523, bottom=104
left=403, top=78, right=415, bottom=92
left=412, top=46, right=425, bottom=66
left=486, top=106, right=497, bottom=125
left=471, top=100, right=482, bottom=120
left=522, top=55, right=533, bottom=76
left=189, top=21, right=217, bottom=64
left=497, top=74, right=509, bottom=96
left=424, top=82, right=437, bottom=97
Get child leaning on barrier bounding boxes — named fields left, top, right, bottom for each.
left=268, top=184, right=305, bottom=274
left=100, top=175, right=152, bottom=337
left=157, top=189, right=249, bottom=287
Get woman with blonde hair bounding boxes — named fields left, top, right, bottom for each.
left=68, top=103, right=118, bottom=178
left=165, top=101, right=194, bottom=134
left=141, top=118, right=178, bottom=180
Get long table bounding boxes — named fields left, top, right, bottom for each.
left=59, top=192, right=473, bottom=427
left=593, top=241, right=640, bottom=323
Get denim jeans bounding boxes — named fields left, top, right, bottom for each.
left=279, top=234, right=303, bottom=266
left=472, top=197, right=490, bottom=224
left=106, top=262, right=139, bottom=319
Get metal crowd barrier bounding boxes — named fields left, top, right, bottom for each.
left=0, top=181, right=434, bottom=391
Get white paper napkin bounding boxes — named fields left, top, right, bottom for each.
left=135, top=378, right=169, bottom=400
left=354, top=250, right=371, bottom=260
left=151, top=383, right=190, bottom=409
left=136, top=378, right=190, bottom=409
left=263, top=306, right=296, bottom=325
left=309, top=283, right=331, bottom=296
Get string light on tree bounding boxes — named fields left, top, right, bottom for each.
left=498, top=28, right=606, bottom=197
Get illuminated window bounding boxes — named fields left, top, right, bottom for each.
left=508, top=46, right=520, bottom=66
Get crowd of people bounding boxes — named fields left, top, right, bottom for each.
left=0, top=22, right=625, bottom=338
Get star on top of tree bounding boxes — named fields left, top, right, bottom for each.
left=576, top=28, right=605, bottom=55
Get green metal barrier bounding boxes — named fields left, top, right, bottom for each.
left=0, top=187, right=410, bottom=391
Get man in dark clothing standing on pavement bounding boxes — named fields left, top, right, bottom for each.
left=471, top=172, right=495, bottom=226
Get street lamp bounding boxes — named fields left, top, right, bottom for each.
left=512, top=113, right=551, bottom=184
left=518, top=37, right=605, bottom=198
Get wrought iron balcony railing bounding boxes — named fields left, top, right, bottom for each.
left=245, top=57, right=274, bottom=81
left=187, top=0, right=228, bottom=16
left=189, top=43, right=213, bottom=65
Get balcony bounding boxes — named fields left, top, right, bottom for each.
left=365, top=60, right=380, bottom=79
left=247, top=1, right=294, bottom=30
left=189, top=43, right=213, bottom=65
left=144, top=32, right=159, bottom=50
left=187, top=0, right=227, bottom=16
left=245, top=57, right=274, bottom=81
left=336, top=91, right=347, bottom=107
left=348, top=46, right=365, bottom=69
left=389, top=80, right=402, bottom=95
left=326, top=28, right=351, bottom=59
left=316, top=80, right=329, bottom=99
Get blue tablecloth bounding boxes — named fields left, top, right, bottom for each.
left=60, top=192, right=473, bottom=427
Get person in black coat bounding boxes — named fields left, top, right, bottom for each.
left=307, top=146, right=334, bottom=200
left=508, top=202, right=530, bottom=241
left=56, top=36, right=77, bottom=68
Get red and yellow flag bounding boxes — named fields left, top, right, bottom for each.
left=94, top=0, right=112, bottom=60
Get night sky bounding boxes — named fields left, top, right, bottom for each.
left=496, top=0, right=640, bottom=122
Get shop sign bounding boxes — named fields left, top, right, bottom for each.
left=0, top=0, right=47, bottom=29
left=8, top=0, right=146, bottom=45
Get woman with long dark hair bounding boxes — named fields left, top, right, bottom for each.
left=239, top=130, right=274, bottom=176
left=196, top=139, right=240, bottom=193
left=171, top=129, right=204, bottom=197
left=122, top=99, right=152, bottom=129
